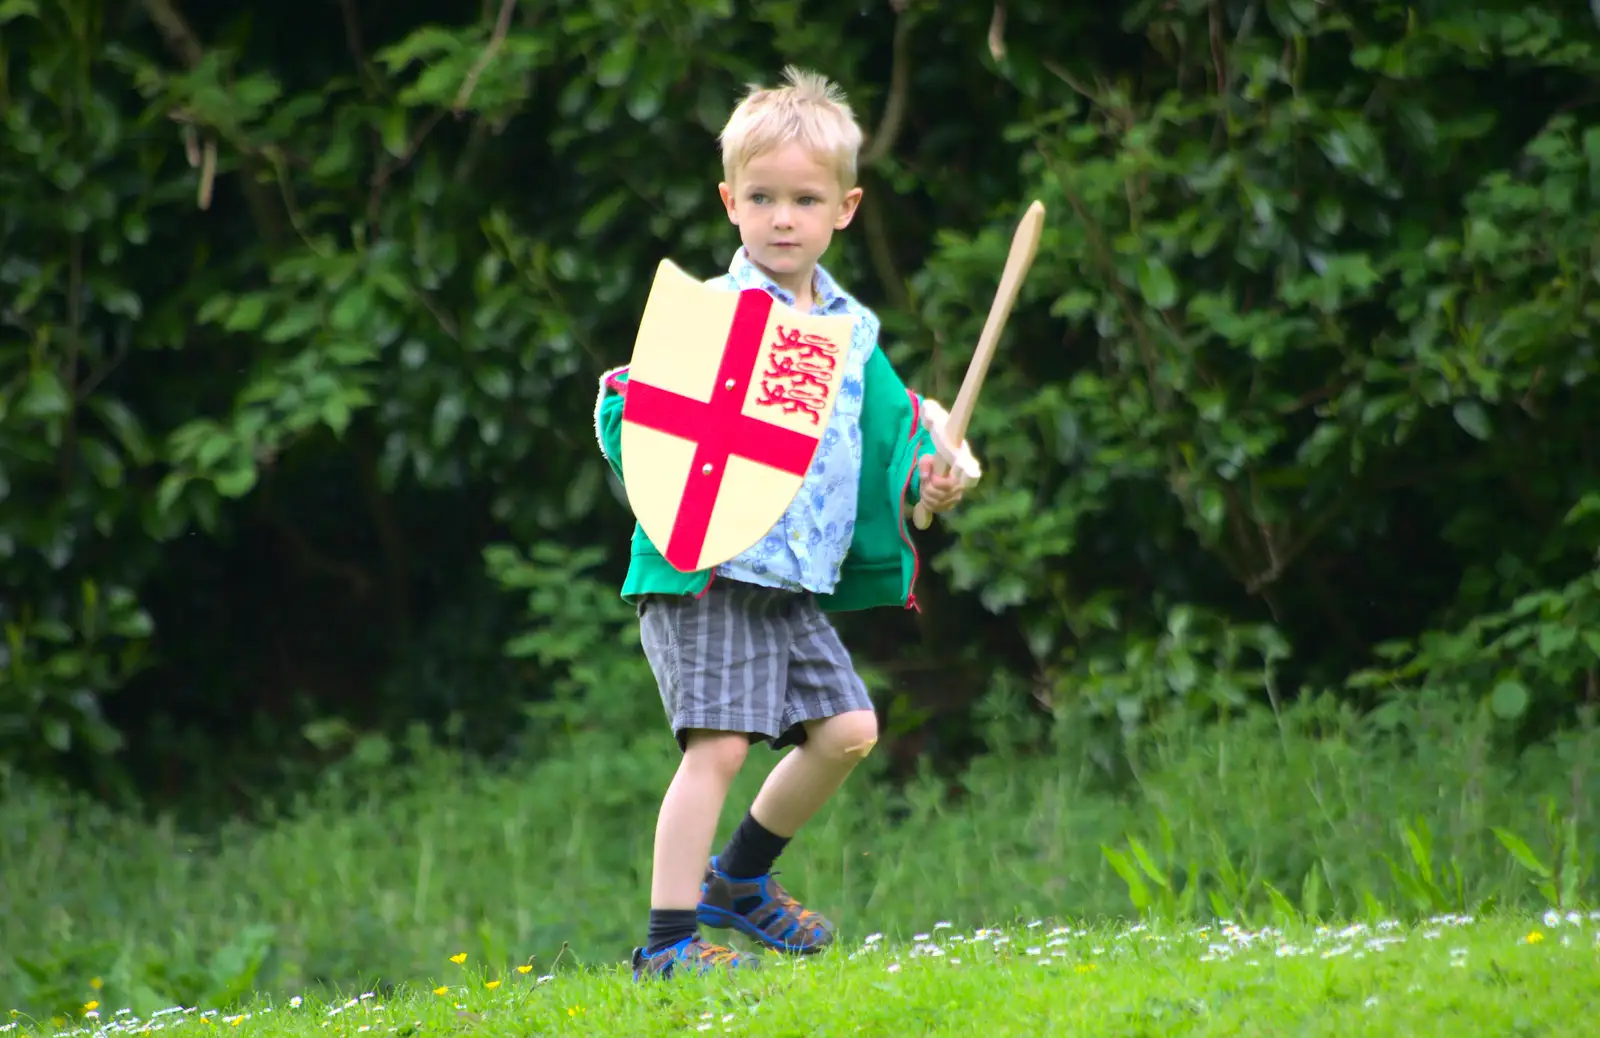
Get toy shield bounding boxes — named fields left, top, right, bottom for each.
left=620, top=259, right=857, bottom=573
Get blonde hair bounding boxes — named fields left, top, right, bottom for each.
left=718, top=66, right=863, bottom=190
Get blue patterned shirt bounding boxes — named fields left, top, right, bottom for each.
left=709, top=248, right=876, bottom=595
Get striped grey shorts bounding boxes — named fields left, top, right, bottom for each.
left=637, top=581, right=874, bottom=752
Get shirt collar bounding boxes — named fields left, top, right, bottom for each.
left=727, top=248, right=850, bottom=314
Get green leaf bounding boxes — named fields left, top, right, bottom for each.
left=1301, top=862, right=1324, bottom=921
left=595, top=36, right=635, bottom=88
left=224, top=294, right=267, bottom=332
left=19, top=368, right=71, bottom=419
left=263, top=304, right=322, bottom=344
left=1136, top=257, right=1178, bottom=309
left=324, top=395, right=353, bottom=436
left=474, top=367, right=514, bottom=401
left=1584, top=126, right=1600, bottom=201
left=89, top=397, right=154, bottom=464
left=578, top=191, right=631, bottom=237
left=42, top=717, right=72, bottom=752
left=1489, top=678, right=1529, bottom=720
left=1166, top=649, right=1198, bottom=693
left=1127, top=836, right=1170, bottom=890
left=212, top=466, right=258, bottom=498
left=1537, top=624, right=1576, bottom=655
left=195, top=433, right=234, bottom=469
left=113, top=607, right=154, bottom=639
left=381, top=107, right=408, bottom=158
left=1101, top=844, right=1152, bottom=912
left=1490, top=827, right=1552, bottom=878
left=1195, top=485, right=1225, bottom=530
left=1314, top=196, right=1344, bottom=235
left=78, top=437, right=124, bottom=488
left=1050, top=289, right=1097, bottom=320
left=330, top=286, right=373, bottom=332
left=1451, top=399, right=1492, bottom=441
left=432, top=392, right=466, bottom=447
left=1262, top=880, right=1299, bottom=924
left=0, top=0, right=41, bottom=26
left=155, top=472, right=189, bottom=514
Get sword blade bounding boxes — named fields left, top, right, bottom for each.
left=944, top=199, right=1046, bottom=446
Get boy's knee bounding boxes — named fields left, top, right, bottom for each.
left=682, top=730, right=750, bottom=778
left=817, top=710, right=878, bottom=762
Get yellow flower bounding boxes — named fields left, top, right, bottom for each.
left=433, top=986, right=449, bottom=996
left=1075, top=963, right=1098, bottom=974
left=484, top=980, right=500, bottom=990
left=449, top=952, right=467, bottom=964
left=516, top=965, right=533, bottom=974
left=568, top=1006, right=585, bottom=1017
left=1527, top=931, right=1544, bottom=944
left=90, top=978, right=103, bottom=991
left=84, top=1001, right=100, bottom=1012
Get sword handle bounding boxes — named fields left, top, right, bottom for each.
left=911, top=397, right=981, bottom=529
left=911, top=200, right=1046, bottom=531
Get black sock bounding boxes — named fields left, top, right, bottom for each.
left=718, top=812, right=790, bottom=879
left=646, top=909, right=699, bottom=953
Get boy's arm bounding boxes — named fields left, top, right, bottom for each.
left=594, top=365, right=631, bottom=482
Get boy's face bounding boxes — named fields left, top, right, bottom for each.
left=718, top=141, right=863, bottom=295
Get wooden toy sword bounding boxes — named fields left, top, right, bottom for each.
left=912, top=199, right=1046, bottom=530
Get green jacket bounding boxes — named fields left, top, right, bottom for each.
left=594, top=347, right=935, bottom=611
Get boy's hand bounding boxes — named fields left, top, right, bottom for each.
left=916, top=454, right=965, bottom=514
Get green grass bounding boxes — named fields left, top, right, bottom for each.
left=3, top=696, right=1596, bottom=1027
left=9, top=913, right=1596, bottom=1037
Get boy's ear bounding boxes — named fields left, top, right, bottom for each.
left=718, top=182, right=739, bottom=224
left=835, top=186, right=864, bottom=230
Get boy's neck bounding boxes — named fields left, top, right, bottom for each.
left=753, top=256, right=817, bottom=311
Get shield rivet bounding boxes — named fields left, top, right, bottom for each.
left=724, top=379, right=736, bottom=390
left=702, top=463, right=713, bottom=475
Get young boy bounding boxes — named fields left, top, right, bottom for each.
left=594, top=66, right=966, bottom=980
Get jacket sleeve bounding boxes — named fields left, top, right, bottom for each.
left=862, top=345, right=935, bottom=506
left=594, top=365, right=631, bottom=483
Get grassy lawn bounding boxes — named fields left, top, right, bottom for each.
left=6, top=700, right=1596, bottom=1033
left=15, top=911, right=1595, bottom=1037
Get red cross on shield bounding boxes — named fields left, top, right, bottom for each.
left=619, top=259, right=858, bottom=573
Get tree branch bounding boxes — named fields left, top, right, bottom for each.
left=452, top=0, right=517, bottom=115
left=138, top=0, right=287, bottom=247
left=855, top=1, right=916, bottom=318
left=859, top=0, right=913, bottom=168
left=365, top=0, right=516, bottom=227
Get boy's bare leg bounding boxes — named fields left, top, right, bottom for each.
left=749, top=708, right=879, bottom=837
left=652, top=730, right=751, bottom=908
left=634, top=730, right=762, bottom=977
left=696, top=709, right=877, bottom=955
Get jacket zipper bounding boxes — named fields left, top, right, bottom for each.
left=898, top=461, right=921, bottom=612
left=899, top=389, right=923, bottom=612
